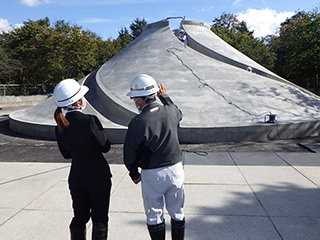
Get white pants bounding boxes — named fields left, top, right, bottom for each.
left=141, top=162, right=185, bottom=225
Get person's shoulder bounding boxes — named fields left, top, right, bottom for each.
left=85, top=113, right=97, bottom=119
left=85, top=114, right=102, bottom=124
left=129, top=114, right=140, bottom=123
left=129, top=113, right=146, bottom=128
left=72, top=112, right=97, bottom=124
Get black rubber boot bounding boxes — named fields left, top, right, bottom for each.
left=70, top=225, right=86, bottom=240
left=147, top=221, right=166, bottom=240
left=92, top=222, right=108, bottom=240
left=171, top=218, right=185, bottom=240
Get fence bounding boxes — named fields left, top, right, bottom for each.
left=0, top=84, right=54, bottom=97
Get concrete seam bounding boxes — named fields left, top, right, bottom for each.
left=274, top=152, right=320, bottom=188
left=227, top=152, right=285, bottom=239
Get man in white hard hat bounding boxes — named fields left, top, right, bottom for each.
left=123, top=74, right=185, bottom=240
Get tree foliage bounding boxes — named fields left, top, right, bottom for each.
left=116, top=27, right=133, bottom=49
left=0, top=17, right=148, bottom=86
left=0, top=36, right=23, bottom=83
left=1, top=13, right=319, bottom=93
left=267, top=9, right=320, bottom=81
left=211, top=12, right=275, bottom=70
left=0, top=18, right=122, bottom=85
left=129, top=18, right=147, bottom=39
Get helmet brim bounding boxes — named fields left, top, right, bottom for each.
left=126, top=91, right=134, bottom=97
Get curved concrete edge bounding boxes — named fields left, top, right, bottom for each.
left=95, top=67, right=137, bottom=126
left=8, top=96, right=57, bottom=124
left=9, top=117, right=57, bottom=140
left=9, top=111, right=320, bottom=144
left=82, top=68, right=135, bottom=127
left=8, top=94, right=128, bottom=143
left=181, top=20, right=320, bottom=101
left=94, top=20, right=172, bottom=126
left=96, top=80, right=135, bottom=126
left=182, top=20, right=210, bottom=28
left=179, top=120, right=320, bottom=143
left=9, top=114, right=128, bottom=144
left=6, top=19, right=320, bottom=144
left=9, top=118, right=127, bottom=144
left=182, top=20, right=284, bottom=82
left=142, top=19, right=169, bottom=31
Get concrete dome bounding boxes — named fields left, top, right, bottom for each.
left=9, top=19, right=320, bottom=143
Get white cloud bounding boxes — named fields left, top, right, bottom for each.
left=21, top=0, right=40, bottom=6
left=0, top=19, right=23, bottom=33
left=232, top=0, right=242, bottom=6
left=0, top=18, right=11, bottom=33
left=20, top=0, right=49, bottom=6
left=198, top=6, right=213, bottom=12
left=237, top=8, right=294, bottom=37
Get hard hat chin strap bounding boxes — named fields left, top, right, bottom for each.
left=135, top=94, right=156, bottom=111
left=135, top=98, right=146, bottom=112
left=64, top=98, right=85, bottom=111
left=65, top=105, right=82, bottom=111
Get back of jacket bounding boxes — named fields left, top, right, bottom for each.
left=55, top=111, right=112, bottom=183
left=124, top=94, right=183, bottom=180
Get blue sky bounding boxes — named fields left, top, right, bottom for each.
left=1, top=0, right=320, bottom=40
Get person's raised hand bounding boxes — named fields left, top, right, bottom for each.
left=157, top=83, right=166, bottom=97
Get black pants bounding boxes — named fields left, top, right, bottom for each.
left=69, top=178, right=112, bottom=229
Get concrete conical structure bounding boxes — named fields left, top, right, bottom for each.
left=9, top=19, right=320, bottom=143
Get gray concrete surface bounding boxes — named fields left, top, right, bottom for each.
left=8, top=19, right=320, bottom=143
left=1, top=149, right=320, bottom=239
left=183, top=20, right=283, bottom=81
left=2, top=107, right=320, bottom=239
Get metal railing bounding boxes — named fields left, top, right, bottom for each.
left=0, top=84, right=54, bottom=97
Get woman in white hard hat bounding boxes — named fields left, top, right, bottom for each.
left=123, top=74, right=185, bottom=240
left=53, top=79, right=112, bottom=240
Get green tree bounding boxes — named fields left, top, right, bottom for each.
left=267, top=9, right=320, bottom=83
left=211, top=12, right=275, bottom=70
left=116, top=27, right=133, bottom=49
left=4, top=18, right=104, bottom=85
left=96, top=38, right=121, bottom=66
left=0, top=35, right=23, bottom=83
left=51, top=20, right=101, bottom=80
left=115, top=17, right=148, bottom=50
left=129, top=18, right=147, bottom=39
left=7, top=17, right=52, bottom=84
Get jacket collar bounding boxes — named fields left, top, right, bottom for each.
left=141, top=101, right=159, bottom=112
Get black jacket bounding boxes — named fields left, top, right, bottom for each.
left=123, top=94, right=183, bottom=180
left=55, top=111, right=112, bottom=185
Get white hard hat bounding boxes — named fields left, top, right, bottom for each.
left=126, top=74, right=159, bottom=98
left=53, top=79, right=89, bottom=107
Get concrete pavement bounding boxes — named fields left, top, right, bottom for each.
left=1, top=150, right=320, bottom=240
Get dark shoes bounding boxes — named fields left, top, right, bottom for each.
left=147, top=218, right=185, bottom=240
